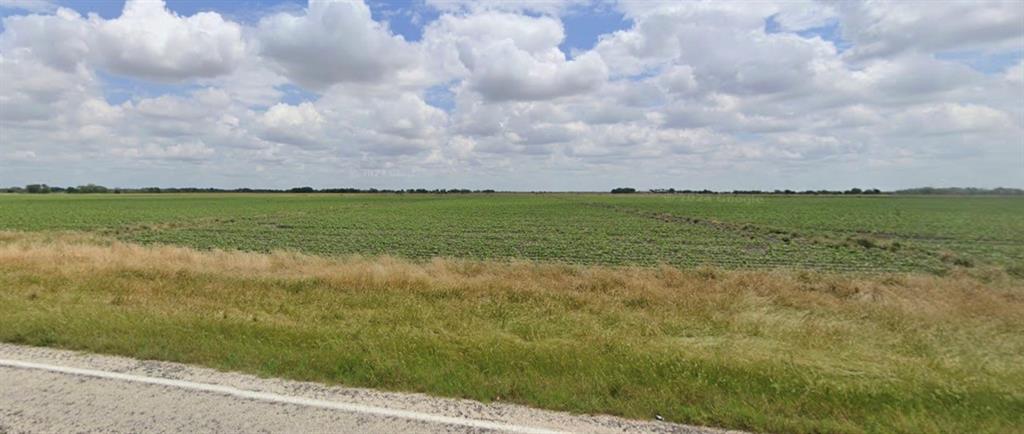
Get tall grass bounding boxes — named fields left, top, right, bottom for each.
left=1, top=232, right=1021, bottom=433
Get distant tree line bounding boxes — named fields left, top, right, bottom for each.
left=3, top=184, right=1020, bottom=195
left=892, top=187, right=1024, bottom=196
left=624, top=187, right=1023, bottom=195
left=647, top=188, right=884, bottom=195
left=1, top=184, right=499, bottom=194
left=621, top=187, right=884, bottom=195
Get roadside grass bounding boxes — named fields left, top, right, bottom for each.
left=1, top=232, right=1022, bottom=433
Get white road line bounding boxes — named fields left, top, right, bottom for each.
left=0, top=358, right=567, bottom=434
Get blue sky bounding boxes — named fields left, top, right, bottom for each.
left=41, top=0, right=631, bottom=52
left=50, top=0, right=302, bottom=21
left=765, top=14, right=851, bottom=53
left=29, top=0, right=636, bottom=107
left=35, top=0, right=634, bottom=49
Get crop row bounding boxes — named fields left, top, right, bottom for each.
left=1, top=193, right=1019, bottom=272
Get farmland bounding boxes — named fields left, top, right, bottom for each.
left=1, top=193, right=1023, bottom=433
left=1, top=193, right=1021, bottom=273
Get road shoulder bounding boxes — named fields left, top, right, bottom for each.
left=0, top=343, right=736, bottom=433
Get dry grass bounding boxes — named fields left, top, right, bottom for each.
left=1, top=231, right=1022, bottom=433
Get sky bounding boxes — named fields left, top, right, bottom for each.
left=0, top=0, right=1022, bottom=191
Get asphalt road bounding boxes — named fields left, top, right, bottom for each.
left=0, top=343, right=735, bottom=433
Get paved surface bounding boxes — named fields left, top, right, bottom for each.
left=0, top=343, right=736, bottom=433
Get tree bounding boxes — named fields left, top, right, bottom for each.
left=611, top=187, right=636, bottom=194
left=25, top=184, right=50, bottom=194
left=72, top=184, right=109, bottom=193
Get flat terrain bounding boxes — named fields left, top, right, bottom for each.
left=1, top=193, right=1023, bottom=433
left=1, top=193, right=1022, bottom=272
left=1, top=343, right=719, bottom=433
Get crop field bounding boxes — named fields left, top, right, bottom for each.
left=1, top=193, right=1023, bottom=433
left=0, top=193, right=1022, bottom=273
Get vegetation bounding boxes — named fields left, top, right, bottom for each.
left=66, top=183, right=110, bottom=194
left=0, top=232, right=1021, bottom=433
left=893, top=187, right=1024, bottom=196
left=1, top=194, right=1022, bottom=432
left=5, top=184, right=1020, bottom=195
left=0, top=184, right=495, bottom=194
left=0, top=193, right=1021, bottom=272
left=24, top=184, right=52, bottom=194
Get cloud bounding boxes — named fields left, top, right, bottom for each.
left=655, top=65, right=698, bottom=95
left=112, top=141, right=215, bottom=161
left=769, top=2, right=836, bottom=32
left=892, top=103, right=1014, bottom=136
left=89, top=0, right=245, bottom=81
left=257, top=0, right=420, bottom=89
left=467, top=46, right=606, bottom=101
left=1005, top=60, right=1024, bottom=85
left=0, top=0, right=55, bottom=13
left=425, top=0, right=592, bottom=16
left=199, top=52, right=288, bottom=107
left=7, top=149, right=38, bottom=161
left=0, top=0, right=245, bottom=81
left=1, top=0, right=1022, bottom=189
left=425, top=12, right=607, bottom=101
left=258, top=102, right=325, bottom=149
left=594, top=2, right=837, bottom=95
left=837, top=1, right=1024, bottom=61
left=315, top=88, right=449, bottom=155
left=0, top=46, right=97, bottom=123
left=0, top=7, right=91, bottom=71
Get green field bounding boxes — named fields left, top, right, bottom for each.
left=1, top=193, right=1022, bottom=272
left=2, top=193, right=1023, bottom=433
